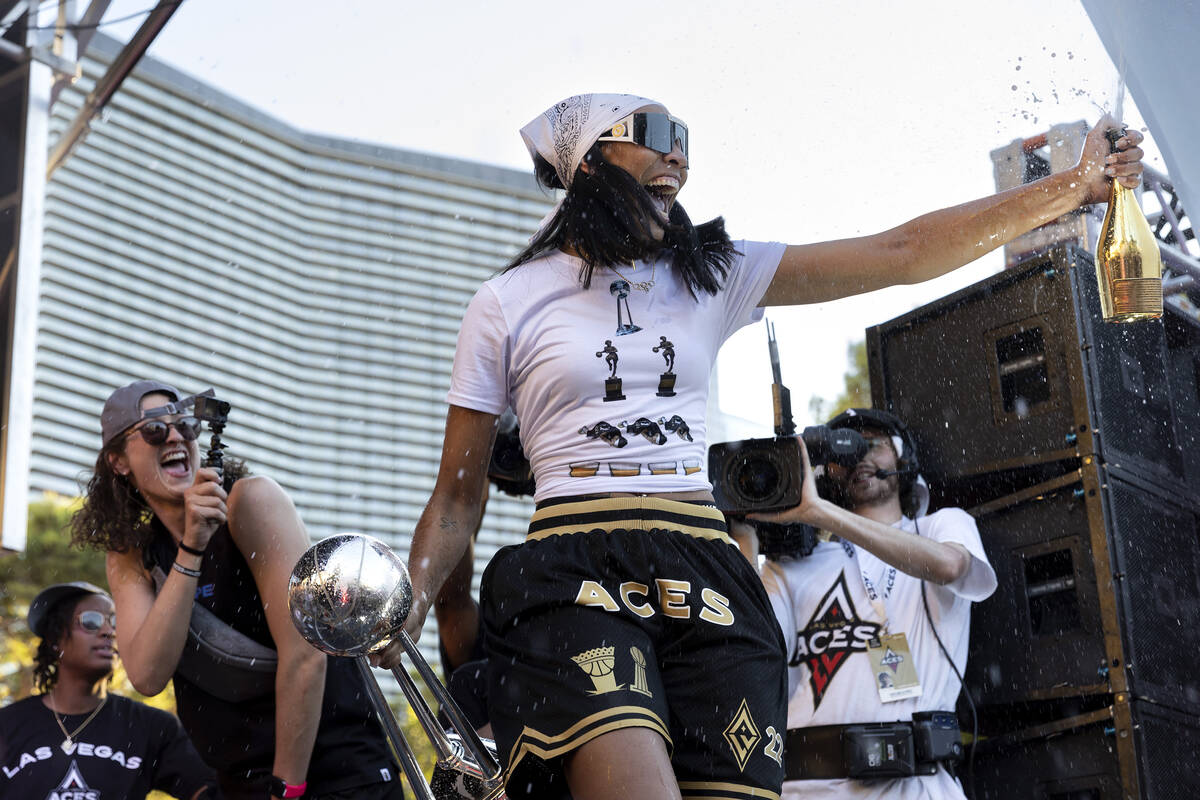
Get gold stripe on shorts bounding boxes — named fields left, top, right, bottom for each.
left=678, top=780, right=782, bottom=800
left=527, top=496, right=731, bottom=544
left=506, top=705, right=673, bottom=780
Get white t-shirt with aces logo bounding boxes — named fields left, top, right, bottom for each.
left=762, top=508, right=996, bottom=800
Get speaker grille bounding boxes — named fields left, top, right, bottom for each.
left=967, top=465, right=1200, bottom=710
left=868, top=245, right=1184, bottom=493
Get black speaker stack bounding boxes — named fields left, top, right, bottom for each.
left=867, top=244, right=1200, bottom=799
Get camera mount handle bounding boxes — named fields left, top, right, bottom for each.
left=193, top=394, right=232, bottom=479
left=768, top=320, right=795, bottom=437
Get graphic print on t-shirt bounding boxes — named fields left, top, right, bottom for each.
left=659, top=415, right=692, bottom=441
left=653, top=336, right=676, bottom=396
left=48, top=759, right=94, bottom=799
left=611, top=280, right=642, bottom=336
left=791, top=571, right=881, bottom=710
left=595, top=339, right=626, bottom=402
left=619, top=417, right=667, bottom=445
left=578, top=421, right=628, bottom=448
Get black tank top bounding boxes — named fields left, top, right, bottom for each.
left=146, top=520, right=395, bottom=795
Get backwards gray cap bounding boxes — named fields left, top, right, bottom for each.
left=28, top=581, right=111, bottom=639
left=100, top=379, right=182, bottom=447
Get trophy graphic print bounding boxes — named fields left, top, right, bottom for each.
left=596, top=339, right=626, bottom=402
left=653, top=336, right=676, bottom=397
left=573, top=646, right=624, bottom=695
left=611, top=280, right=642, bottom=336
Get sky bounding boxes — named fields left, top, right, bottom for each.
left=96, top=0, right=1155, bottom=432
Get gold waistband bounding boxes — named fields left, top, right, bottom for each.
left=527, top=495, right=730, bottom=543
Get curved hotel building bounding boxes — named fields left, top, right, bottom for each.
left=30, top=35, right=552, bottom=613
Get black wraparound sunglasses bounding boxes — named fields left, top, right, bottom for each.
left=125, top=416, right=202, bottom=446
left=597, top=112, right=688, bottom=159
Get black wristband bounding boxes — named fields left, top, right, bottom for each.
left=177, top=540, right=206, bottom=557
left=172, top=561, right=202, bottom=579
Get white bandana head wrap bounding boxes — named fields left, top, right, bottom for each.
left=520, top=93, right=668, bottom=189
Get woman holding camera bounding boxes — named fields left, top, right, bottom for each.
left=384, top=93, right=1144, bottom=800
left=72, top=380, right=400, bottom=800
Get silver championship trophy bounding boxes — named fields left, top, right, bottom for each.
left=287, top=534, right=505, bottom=800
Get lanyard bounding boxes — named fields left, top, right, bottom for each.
left=840, top=539, right=897, bottom=633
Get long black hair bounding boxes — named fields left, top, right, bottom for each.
left=507, top=144, right=738, bottom=299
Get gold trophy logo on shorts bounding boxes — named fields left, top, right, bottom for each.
left=630, top=647, right=653, bottom=697
left=572, top=646, right=625, bottom=695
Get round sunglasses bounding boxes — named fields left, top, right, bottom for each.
left=125, top=416, right=202, bottom=446
left=77, top=610, right=117, bottom=633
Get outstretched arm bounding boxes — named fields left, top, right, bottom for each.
left=760, top=118, right=1144, bottom=306
left=227, top=475, right=326, bottom=789
left=375, top=405, right=497, bottom=669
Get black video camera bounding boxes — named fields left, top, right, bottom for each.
left=755, top=519, right=819, bottom=560
left=708, top=320, right=869, bottom=517
left=709, top=425, right=868, bottom=514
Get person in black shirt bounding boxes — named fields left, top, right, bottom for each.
left=0, top=581, right=216, bottom=800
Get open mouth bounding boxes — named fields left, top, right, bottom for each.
left=851, top=467, right=878, bottom=484
left=645, top=175, right=679, bottom=218
left=160, top=447, right=191, bottom=479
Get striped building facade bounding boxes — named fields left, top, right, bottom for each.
left=30, top=35, right=551, bottom=603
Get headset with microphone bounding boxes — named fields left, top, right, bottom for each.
left=826, top=408, right=922, bottom=515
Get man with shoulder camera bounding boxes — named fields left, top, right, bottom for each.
left=739, top=408, right=996, bottom=800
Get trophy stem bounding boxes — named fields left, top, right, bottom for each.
left=398, top=631, right=503, bottom=782
left=355, top=656, right=437, bottom=800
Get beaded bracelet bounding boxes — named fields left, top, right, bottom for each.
left=172, top=561, right=202, bottom=579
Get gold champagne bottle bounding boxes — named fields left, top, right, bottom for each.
left=1094, top=128, right=1162, bottom=322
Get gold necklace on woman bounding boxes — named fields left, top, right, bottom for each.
left=48, top=693, right=107, bottom=754
left=610, top=260, right=656, bottom=292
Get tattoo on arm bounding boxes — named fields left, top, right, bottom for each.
left=439, top=517, right=459, bottom=533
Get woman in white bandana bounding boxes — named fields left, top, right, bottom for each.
left=378, top=93, right=1144, bottom=800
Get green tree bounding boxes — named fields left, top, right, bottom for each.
left=809, top=338, right=872, bottom=422
left=0, top=494, right=106, bottom=702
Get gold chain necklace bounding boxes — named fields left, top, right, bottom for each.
left=48, top=693, right=107, bottom=754
left=610, top=260, right=656, bottom=293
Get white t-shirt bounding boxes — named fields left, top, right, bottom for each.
left=448, top=241, right=785, bottom=501
left=763, top=508, right=997, bottom=800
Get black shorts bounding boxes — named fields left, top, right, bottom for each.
left=480, top=496, right=787, bottom=799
